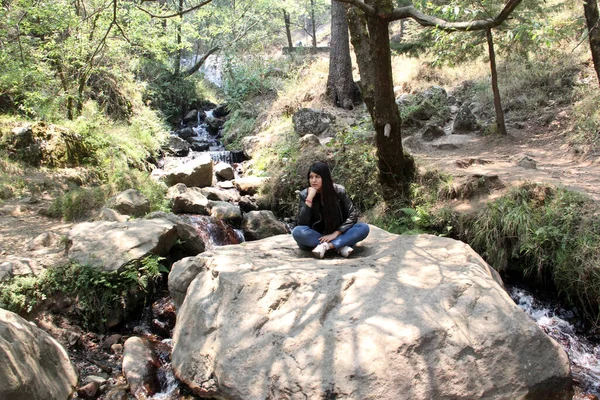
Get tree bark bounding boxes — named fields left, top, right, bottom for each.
left=584, top=0, right=600, bottom=85
left=347, top=8, right=374, bottom=115
left=326, top=1, right=359, bottom=110
left=310, top=0, right=317, bottom=49
left=175, top=0, right=184, bottom=75
left=283, top=9, right=293, bottom=48
left=486, top=29, right=507, bottom=135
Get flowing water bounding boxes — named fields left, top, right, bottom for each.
left=509, top=286, right=600, bottom=398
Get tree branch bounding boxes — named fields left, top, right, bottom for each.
left=136, top=0, right=213, bottom=19
left=334, top=0, right=376, bottom=17
left=182, top=45, right=220, bottom=77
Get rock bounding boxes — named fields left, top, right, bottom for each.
left=182, top=109, right=198, bottom=124
left=145, top=211, right=206, bottom=256
left=0, top=262, right=12, bottom=281
left=163, top=135, right=190, bottom=157
left=214, top=162, right=234, bottom=181
left=102, top=334, right=123, bottom=350
left=77, top=381, right=100, bottom=399
left=241, top=135, right=259, bottom=159
left=95, top=207, right=130, bottom=222
left=209, top=201, right=242, bottom=225
left=234, top=176, right=269, bottom=195
left=299, top=133, right=321, bottom=148
left=123, top=337, right=160, bottom=399
left=453, top=105, right=480, bottom=133
left=167, top=184, right=211, bottom=214
left=217, top=180, right=235, bottom=189
left=104, top=383, right=129, bottom=400
left=0, top=257, right=39, bottom=277
left=423, top=85, right=448, bottom=99
left=168, top=257, right=208, bottom=308
left=187, top=140, right=210, bottom=152
left=213, top=104, right=229, bottom=118
left=151, top=297, right=177, bottom=337
left=0, top=308, right=78, bottom=400
left=174, top=127, right=195, bottom=140
left=25, top=232, right=63, bottom=253
left=242, top=210, right=288, bottom=241
left=171, top=227, right=573, bottom=400
left=239, top=195, right=259, bottom=213
left=200, top=186, right=240, bottom=203
left=107, top=189, right=150, bottom=217
left=292, top=108, right=336, bottom=137
left=421, top=123, right=445, bottom=142
left=66, top=219, right=178, bottom=271
left=111, top=344, right=124, bottom=356
left=518, top=156, right=537, bottom=169
left=164, top=154, right=213, bottom=188
left=432, top=143, right=459, bottom=150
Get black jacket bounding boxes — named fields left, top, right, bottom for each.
left=297, top=184, right=359, bottom=234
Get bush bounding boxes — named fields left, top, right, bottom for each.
left=0, top=258, right=166, bottom=332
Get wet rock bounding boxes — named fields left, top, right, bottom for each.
left=518, top=156, right=537, bottom=169
left=171, top=227, right=573, bottom=400
left=234, top=176, right=269, bottom=195
left=0, top=308, right=78, bottom=400
left=213, top=104, right=229, bottom=118
left=186, top=139, right=211, bottom=152
left=292, top=108, right=336, bottom=137
left=421, top=123, right=445, bottom=142
left=107, top=189, right=150, bottom=217
left=242, top=210, right=288, bottom=241
left=182, top=109, right=198, bottom=124
left=145, top=211, right=206, bottom=256
left=452, top=105, right=480, bottom=133
left=67, top=219, right=177, bottom=271
left=173, top=127, right=195, bottom=140
left=151, top=297, right=177, bottom=333
left=209, top=201, right=242, bottom=225
left=104, top=383, right=129, bottom=400
left=167, top=183, right=211, bottom=214
left=214, top=162, right=234, bottom=181
left=164, top=154, right=213, bottom=188
left=163, top=135, right=190, bottom=157
left=123, top=337, right=160, bottom=399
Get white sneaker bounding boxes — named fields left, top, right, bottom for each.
left=312, top=243, right=330, bottom=259
left=338, top=246, right=354, bottom=258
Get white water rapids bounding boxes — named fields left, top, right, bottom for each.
left=509, top=286, right=600, bottom=398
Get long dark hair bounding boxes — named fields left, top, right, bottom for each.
left=308, top=161, right=339, bottom=234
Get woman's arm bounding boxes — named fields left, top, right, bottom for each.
left=337, top=186, right=359, bottom=233
left=297, top=189, right=313, bottom=226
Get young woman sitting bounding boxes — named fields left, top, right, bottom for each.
left=292, top=161, right=370, bottom=259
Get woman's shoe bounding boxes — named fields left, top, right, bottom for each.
left=312, top=243, right=330, bottom=259
left=338, top=246, right=354, bottom=258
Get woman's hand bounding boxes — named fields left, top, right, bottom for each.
left=307, top=187, right=317, bottom=201
left=319, top=231, right=341, bottom=243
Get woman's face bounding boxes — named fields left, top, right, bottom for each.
left=309, top=172, right=323, bottom=192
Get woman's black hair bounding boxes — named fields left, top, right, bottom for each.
left=308, top=161, right=339, bottom=234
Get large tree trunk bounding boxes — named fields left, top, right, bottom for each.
left=584, top=0, right=600, bottom=85
left=175, top=0, right=184, bottom=75
left=283, top=9, right=293, bottom=48
left=486, top=29, right=507, bottom=135
left=326, top=1, right=359, bottom=110
left=347, top=2, right=414, bottom=199
left=310, top=0, right=317, bottom=49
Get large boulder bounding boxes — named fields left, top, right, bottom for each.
left=209, top=201, right=242, bottom=225
left=171, top=227, right=573, bottom=400
left=145, top=211, right=206, bottom=256
left=66, top=219, right=178, bottom=271
left=242, top=210, right=288, bottom=241
left=164, top=154, right=213, bottom=188
left=162, top=135, right=190, bottom=157
left=453, top=104, right=480, bottom=133
left=200, top=186, right=241, bottom=203
left=122, top=337, right=160, bottom=398
left=0, top=308, right=78, bottom=400
left=292, top=108, right=336, bottom=137
left=167, top=184, right=211, bottom=214
left=106, top=189, right=150, bottom=217
left=233, top=176, right=269, bottom=195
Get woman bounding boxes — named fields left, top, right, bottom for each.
left=292, top=161, right=369, bottom=258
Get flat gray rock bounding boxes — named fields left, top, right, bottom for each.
left=171, top=226, right=572, bottom=399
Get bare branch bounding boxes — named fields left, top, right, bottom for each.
left=334, top=0, right=376, bottom=17
left=182, top=45, right=220, bottom=77
left=136, top=0, right=213, bottom=19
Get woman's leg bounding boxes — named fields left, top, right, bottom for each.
left=292, top=226, right=322, bottom=250
left=330, top=223, right=370, bottom=250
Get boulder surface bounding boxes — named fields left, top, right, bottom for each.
left=0, top=308, right=78, bottom=400
left=171, top=226, right=572, bottom=400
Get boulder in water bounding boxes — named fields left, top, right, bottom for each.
left=164, top=154, right=213, bottom=188
left=0, top=308, right=78, bottom=400
left=167, top=183, right=211, bottom=214
left=209, top=201, right=242, bottom=225
left=123, top=337, right=160, bottom=398
left=171, top=227, right=573, bottom=400
left=163, top=135, right=190, bottom=157
left=145, top=211, right=206, bottom=256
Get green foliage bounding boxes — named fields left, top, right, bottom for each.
left=399, top=87, right=451, bottom=129
left=49, top=186, right=107, bottom=221
left=570, top=85, right=600, bottom=149
left=464, top=183, right=600, bottom=323
left=0, top=258, right=164, bottom=332
left=222, top=109, right=257, bottom=150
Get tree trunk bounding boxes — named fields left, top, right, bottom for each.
left=175, top=0, right=184, bottom=75
left=283, top=9, right=293, bottom=48
left=486, top=29, right=507, bottom=135
left=584, top=0, right=600, bottom=85
left=326, top=1, right=359, bottom=110
left=347, top=2, right=414, bottom=199
left=310, top=0, right=317, bottom=49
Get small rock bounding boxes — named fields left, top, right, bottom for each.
left=102, top=334, right=123, bottom=350
left=214, top=162, right=235, bottom=181
left=111, top=343, right=124, bottom=355
left=95, top=207, right=129, bottom=222
left=217, top=181, right=235, bottom=189
left=26, top=232, right=64, bottom=252
left=300, top=134, right=321, bottom=148
left=432, top=143, right=459, bottom=150
left=77, top=381, right=100, bottom=399
left=67, top=331, right=81, bottom=347
left=518, top=156, right=537, bottom=169
left=421, top=124, right=445, bottom=142
left=107, top=189, right=150, bottom=217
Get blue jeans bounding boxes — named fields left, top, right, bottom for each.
left=292, top=223, right=370, bottom=250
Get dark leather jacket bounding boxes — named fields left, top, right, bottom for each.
left=297, top=184, right=359, bottom=234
